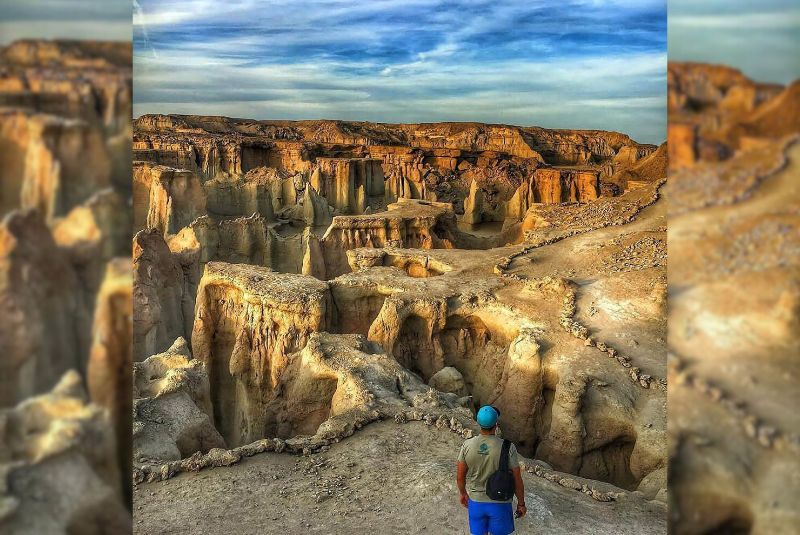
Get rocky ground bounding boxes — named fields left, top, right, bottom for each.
left=133, top=421, right=666, bottom=535
left=667, top=63, right=800, bottom=534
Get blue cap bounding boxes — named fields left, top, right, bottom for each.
left=476, top=406, right=499, bottom=428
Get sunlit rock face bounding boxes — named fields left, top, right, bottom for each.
left=0, top=39, right=132, bottom=405
left=0, top=39, right=132, bottom=523
left=0, top=371, right=131, bottom=534
left=133, top=115, right=658, bottom=225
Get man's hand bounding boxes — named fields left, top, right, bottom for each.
left=460, top=492, right=469, bottom=508
left=515, top=502, right=527, bottom=518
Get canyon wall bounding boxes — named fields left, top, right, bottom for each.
left=0, top=39, right=133, bottom=526
left=191, top=263, right=334, bottom=447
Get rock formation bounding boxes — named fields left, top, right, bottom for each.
left=133, top=229, right=192, bottom=362
left=667, top=62, right=799, bottom=168
left=0, top=371, right=131, bottom=534
left=0, top=210, right=92, bottom=404
left=133, top=162, right=206, bottom=235
left=191, top=263, right=334, bottom=446
left=133, top=115, right=657, bottom=229
left=133, top=338, right=224, bottom=463
left=131, top=112, right=668, bottom=531
left=0, top=39, right=133, bottom=525
left=87, top=258, right=133, bottom=502
left=303, top=198, right=479, bottom=279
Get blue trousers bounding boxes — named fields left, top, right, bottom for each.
left=467, top=498, right=514, bottom=535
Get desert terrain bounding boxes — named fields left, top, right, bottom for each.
left=667, top=63, right=800, bottom=534
left=130, top=113, right=668, bottom=532
left=0, top=40, right=133, bottom=532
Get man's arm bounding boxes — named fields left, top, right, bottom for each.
left=457, top=461, right=469, bottom=507
left=512, top=467, right=527, bottom=518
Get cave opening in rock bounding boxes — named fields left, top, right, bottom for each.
left=704, top=512, right=753, bottom=535
left=578, top=435, right=638, bottom=491
left=439, top=315, right=507, bottom=407
left=392, top=314, right=439, bottom=381
left=241, top=145, right=276, bottom=173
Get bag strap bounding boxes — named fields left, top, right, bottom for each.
left=499, top=439, right=510, bottom=472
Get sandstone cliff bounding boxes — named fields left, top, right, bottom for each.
left=0, top=39, right=133, bottom=523
left=130, top=108, right=669, bottom=529
left=668, top=62, right=798, bottom=167
left=191, top=263, right=334, bottom=447
left=87, top=257, right=133, bottom=503
left=302, top=199, right=480, bottom=279
left=0, top=109, right=112, bottom=221
left=133, top=162, right=206, bottom=235
left=0, top=211, right=91, bottom=405
left=133, top=229, right=192, bottom=362
left=133, top=115, right=655, bottom=225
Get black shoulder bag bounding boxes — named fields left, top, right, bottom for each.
left=485, top=439, right=515, bottom=501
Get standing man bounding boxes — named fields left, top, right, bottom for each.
left=457, top=406, right=527, bottom=535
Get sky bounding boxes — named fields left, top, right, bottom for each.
left=133, top=0, right=668, bottom=144
left=0, top=0, right=131, bottom=44
left=669, top=0, right=800, bottom=85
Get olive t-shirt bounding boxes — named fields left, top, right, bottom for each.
left=457, top=434, right=519, bottom=503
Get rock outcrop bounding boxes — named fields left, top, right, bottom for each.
left=133, top=115, right=656, bottom=230
left=191, top=263, right=334, bottom=446
left=133, top=162, right=206, bottom=235
left=668, top=62, right=799, bottom=166
left=0, top=39, right=133, bottom=525
left=130, top=109, right=668, bottom=530
left=133, top=229, right=192, bottom=362
left=0, top=109, right=112, bottom=221
left=87, top=257, right=133, bottom=502
left=133, top=338, right=225, bottom=463
left=0, top=371, right=131, bottom=534
left=0, top=211, right=91, bottom=405
left=302, top=199, right=477, bottom=279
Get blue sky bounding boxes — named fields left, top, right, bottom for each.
left=670, top=0, right=799, bottom=84
left=133, top=0, right=668, bottom=144
left=0, top=1, right=130, bottom=44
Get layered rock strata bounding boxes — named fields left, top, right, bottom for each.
left=130, top=110, right=668, bottom=527
left=0, top=40, right=133, bottom=522
left=303, top=199, right=476, bottom=279
left=191, top=263, right=334, bottom=447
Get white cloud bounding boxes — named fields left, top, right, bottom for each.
left=670, top=11, right=800, bottom=29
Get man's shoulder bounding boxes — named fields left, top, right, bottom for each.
left=461, top=435, right=480, bottom=448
